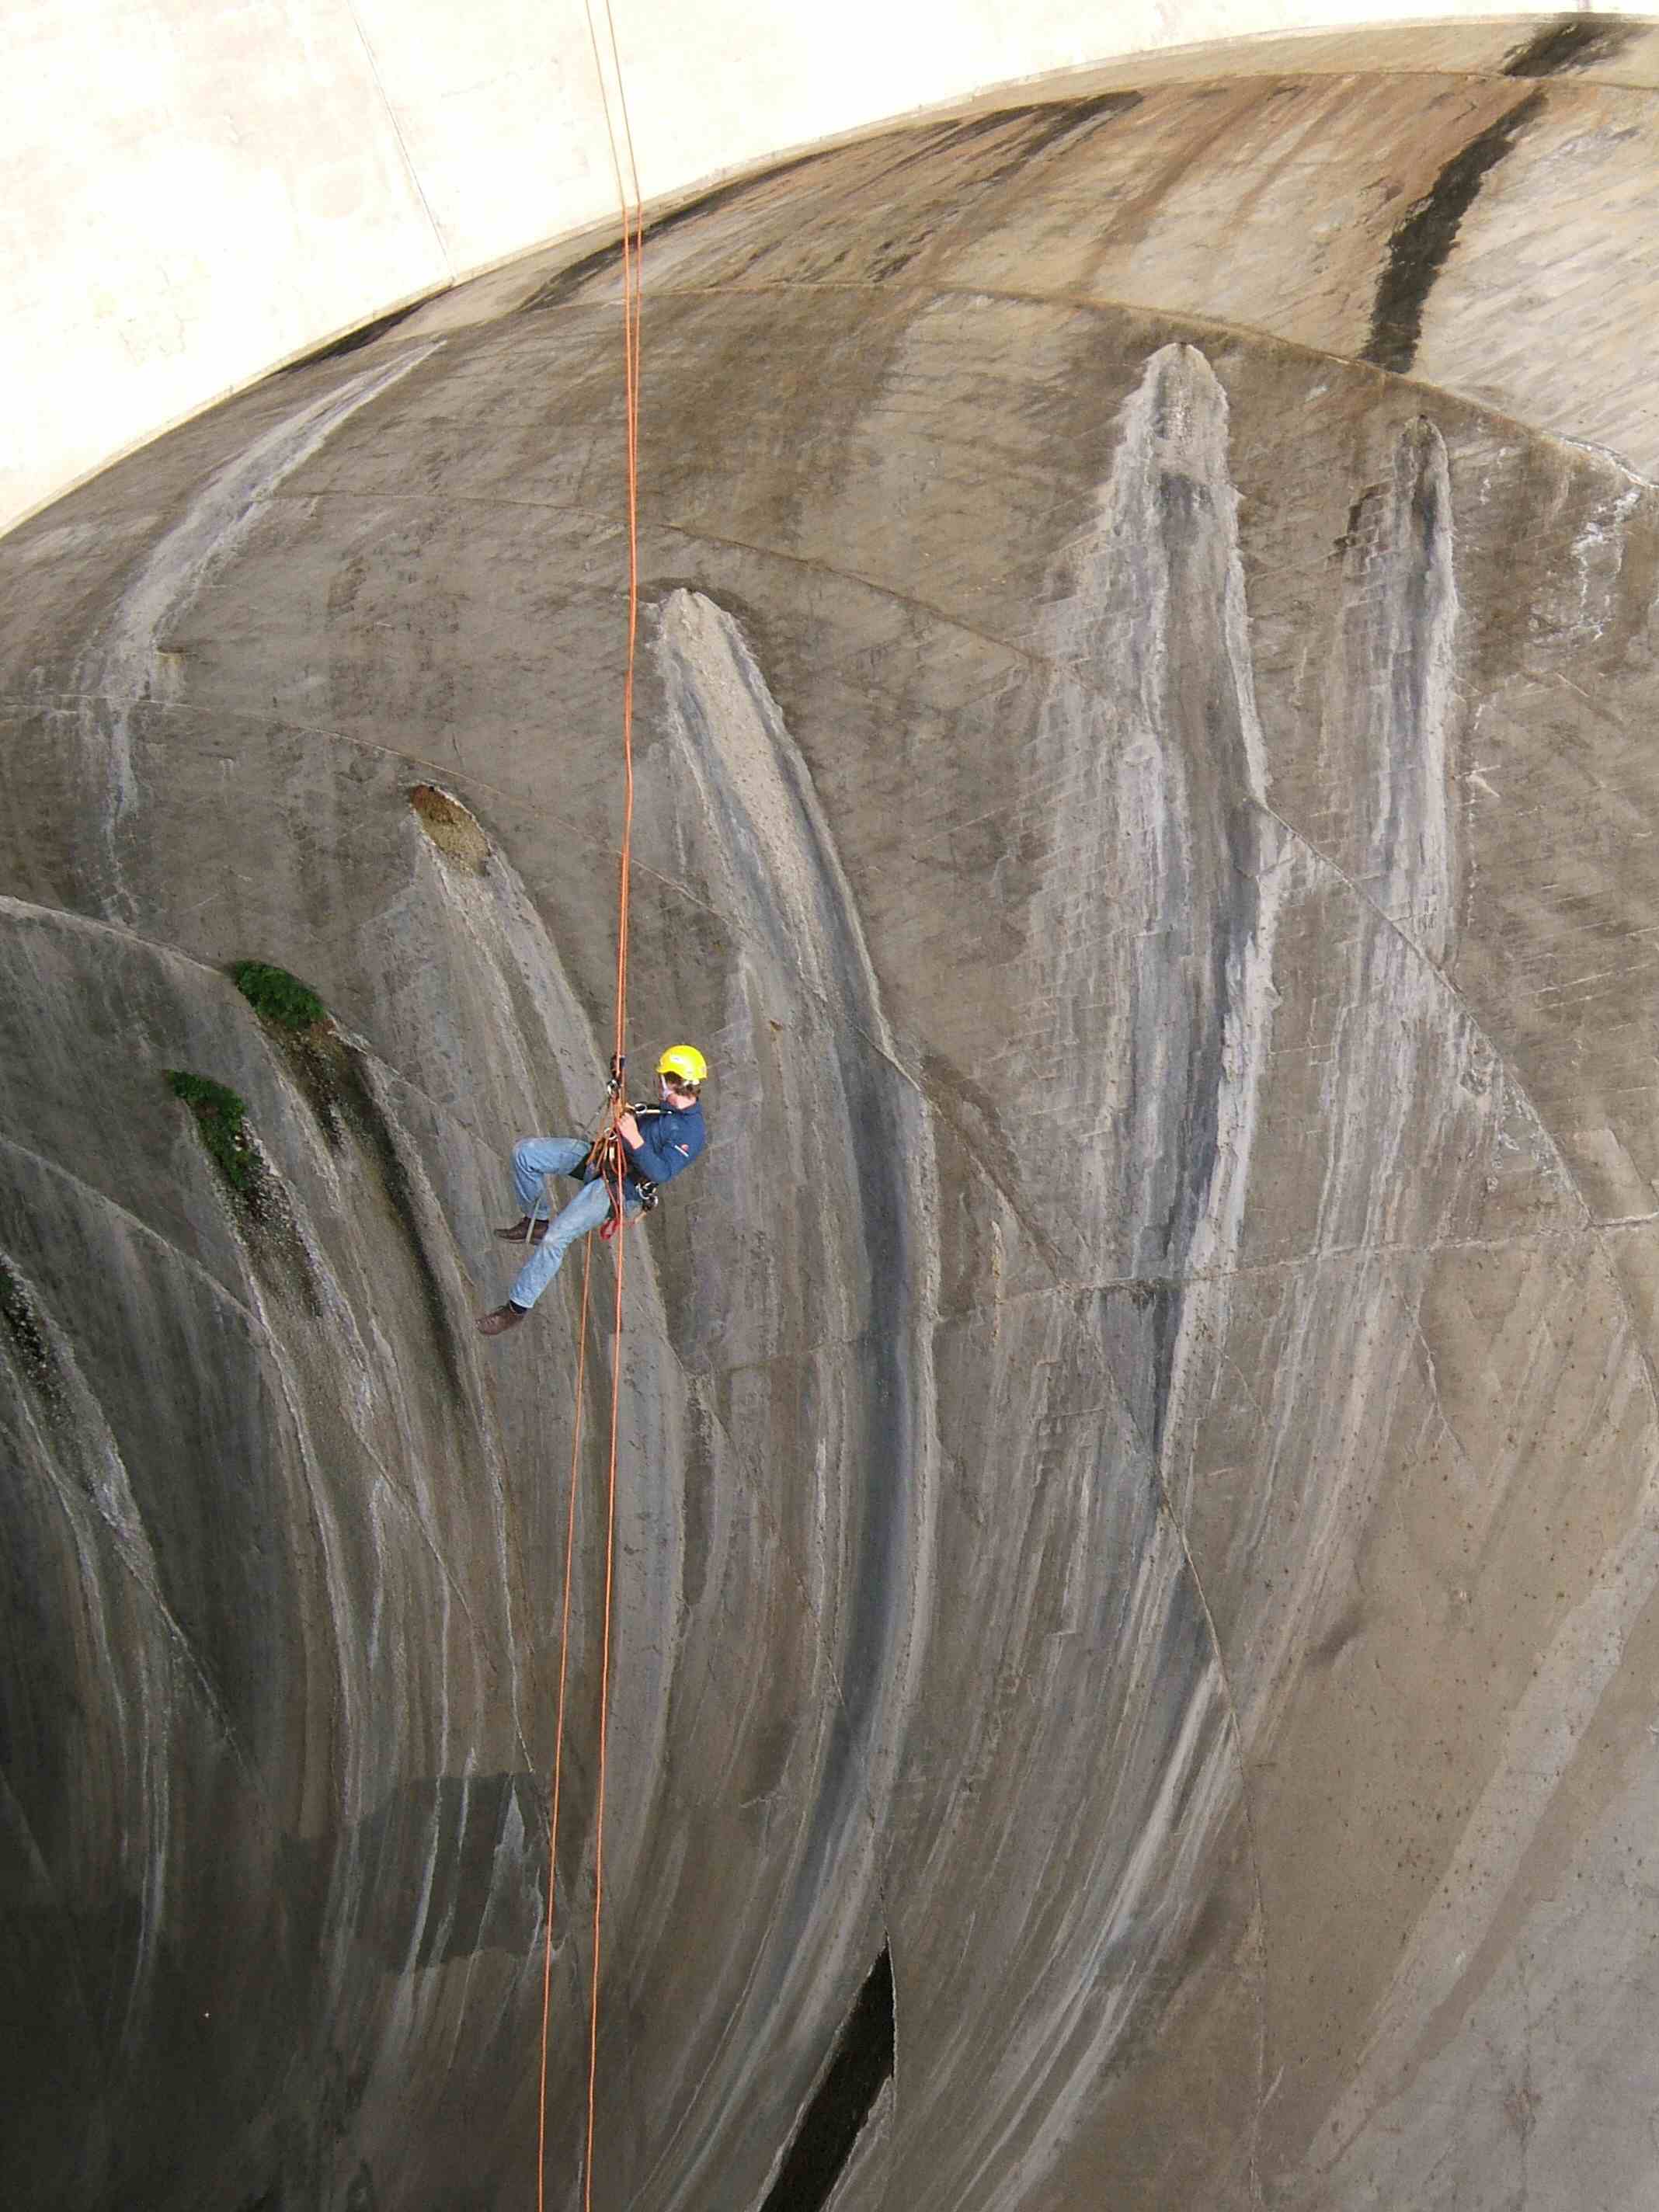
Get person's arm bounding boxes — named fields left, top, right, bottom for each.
left=619, top=1108, right=701, bottom=1184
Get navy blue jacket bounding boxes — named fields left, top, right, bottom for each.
left=621, top=1098, right=705, bottom=1189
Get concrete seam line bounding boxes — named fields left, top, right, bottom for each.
left=340, top=0, right=456, bottom=282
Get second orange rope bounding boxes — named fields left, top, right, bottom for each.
left=537, top=9, right=647, bottom=2209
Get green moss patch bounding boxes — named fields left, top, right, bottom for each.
left=165, top=1069, right=259, bottom=1195
left=231, top=962, right=329, bottom=1032
left=229, top=958, right=355, bottom=1148
left=165, top=1070, right=320, bottom=1310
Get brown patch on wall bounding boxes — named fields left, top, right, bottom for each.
left=409, top=784, right=491, bottom=874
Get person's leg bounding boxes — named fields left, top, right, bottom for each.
left=508, top=1175, right=614, bottom=1309
left=512, top=1136, right=590, bottom=1218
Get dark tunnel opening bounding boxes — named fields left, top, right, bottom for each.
left=760, top=1945, right=895, bottom=2211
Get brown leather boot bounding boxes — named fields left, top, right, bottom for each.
left=477, top=1303, right=530, bottom=1337
left=494, top=1217, right=549, bottom=1243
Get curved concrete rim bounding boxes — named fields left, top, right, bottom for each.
left=8, top=7, right=1659, bottom=535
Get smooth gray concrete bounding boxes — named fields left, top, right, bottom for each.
left=6, top=23, right=1659, bottom=2210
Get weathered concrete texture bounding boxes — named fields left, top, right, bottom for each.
left=35, top=5, right=1645, bottom=539
left=7, top=38, right=1659, bottom=2212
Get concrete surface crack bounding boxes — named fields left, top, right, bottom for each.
left=19, top=1381, right=265, bottom=1792
left=1147, top=1453, right=1271, bottom=2211
left=0, top=1132, right=268, bottom=1334
left=534, top=270, right=1659, bottom=490
left=1393, top=1275, right=1482, bottom=1488
left=340, top=0, right=454, bottom=281
left=1245, top=789, right=1659, bottom=1453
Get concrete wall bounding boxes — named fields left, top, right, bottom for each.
left=11, top=27, right=1659, bottom=2206
left=9, top=2, right=1652, bottom=534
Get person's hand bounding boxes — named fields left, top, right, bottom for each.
left=616, top=1111, right=641, bottom=1148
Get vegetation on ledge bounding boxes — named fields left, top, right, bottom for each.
left=231, top=961, right=329, bottom=1031
left=165, top=1069, right=258, bottom=1194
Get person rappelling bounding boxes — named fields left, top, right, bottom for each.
left=475, top=1045, right=708, bottom=1337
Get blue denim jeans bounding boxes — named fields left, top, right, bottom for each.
left=506, top=1137, right=638, bottom=1309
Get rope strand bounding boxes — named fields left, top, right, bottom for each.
left=537, top=1233, right=596, bottom=2212
left=537, top=11, right=647, bottom=2208
left=585, top=1146, right=630, bottom=2212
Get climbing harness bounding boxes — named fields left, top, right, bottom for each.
left=599, top=1160, right=657, bottom=1243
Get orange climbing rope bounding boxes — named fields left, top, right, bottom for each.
left=536, top=7, right=647, bottom=2210
left=536, top=1236, right=595, bottom=2201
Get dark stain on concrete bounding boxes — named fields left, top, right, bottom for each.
left=1180, top=1887, right=1234, bottom=1979
left=526, top=93, right=1141, bottom=308
left=522, top=148, right=847, bottom=312
left=1503, top=16, right=1643, bottom=77
left=1334, top=484, right=1383, bottom=560
left=679, top=1386, right=717, bottom=1616
left=169, top=1076, right=324, bottom=1315
left=343, top=2165, right=377, bottom=2212
left=760, top=1942, right=894, bottom=2212
left=958, top=91, right=1144, bottom=196
left=271, top=1024, right=363, bottom=1152
left=269, top=1024, right=465, bottom=1394
left=351, top=1774, right=545, bottom=1969
left=1362, top=89, right=1548, bottom=374
left=277, top=296, right=444, bottom=377
left=841, top=93, right=1144, bottom=283
left=273, top=1774, right=547, bottom=1981
left=0, top=1256, right=64, bottom=1411
left=339, top=1042, right=467, bottom=1396
left=226, top=2039, right=376, bottom=2212
left=1308, top=1603, right=1366, bottom=1669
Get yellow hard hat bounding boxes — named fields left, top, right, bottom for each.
left=658, top=1044, right=708, bottom=1087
